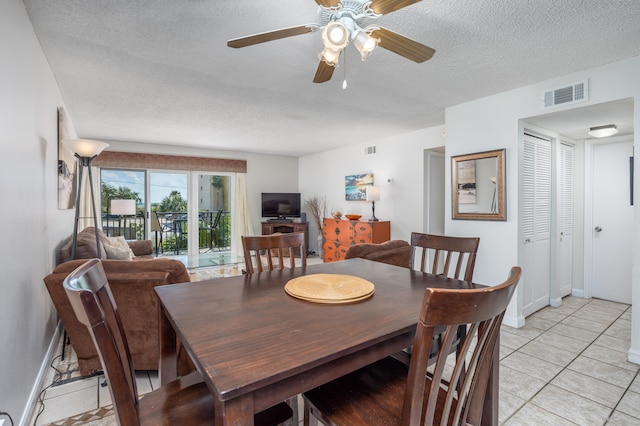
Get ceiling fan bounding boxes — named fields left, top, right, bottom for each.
left=227, top=0, right=435, bottom=83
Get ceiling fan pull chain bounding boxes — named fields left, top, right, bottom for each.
left=343, top=49, right=348, bottom=90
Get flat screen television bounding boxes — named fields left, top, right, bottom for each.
left=261, top=192, right=301, bottom=219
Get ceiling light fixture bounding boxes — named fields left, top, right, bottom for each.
left=320, top=21, right=350, bottom=67
left=588, top=124, right=618, bottom=138
left=322, top=21, right=349, bottom=50
left=353, top=30, right=378, bottom=60
left=319, top=47, right=341, bottom=66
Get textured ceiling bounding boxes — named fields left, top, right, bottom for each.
left=23, top=0, right=640, bottom=156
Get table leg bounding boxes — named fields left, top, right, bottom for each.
left=214, top=395, right=254, bottom=426
left=158, top=304, right=177, bottom=385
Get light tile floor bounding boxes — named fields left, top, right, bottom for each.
left=30, top=295, right=638, bottom=425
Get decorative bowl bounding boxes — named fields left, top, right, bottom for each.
left=345, top=214, right=362, bottom=221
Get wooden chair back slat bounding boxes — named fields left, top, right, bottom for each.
left=302, top=267, right=521, bottom=426
left=63, top=259, right=141, bottom=425
left=242, top=232, right=307, bottom=273
left=403, top=266, right=521, bottom=425
left=410, top=232, right=480, bottom=282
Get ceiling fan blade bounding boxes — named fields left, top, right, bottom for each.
left=313, top=61, right=335, bottom=83
left=369, top=0, right=422, bottom=15
left=228, top=24, right=318, bottom=48
left=370, top=27, right=435, bottom=63
left=315, top=0, right=340, bottom=6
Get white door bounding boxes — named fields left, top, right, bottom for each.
left=521, top=134, right=552, bottom=316
left=558, top=143, right=574, bottom=297
left=425, top=150, right=445, bottom=234
left=591, top=141, right=633, bottom=304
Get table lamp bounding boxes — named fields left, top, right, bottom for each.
left=365, top=185, right=380, bottom=221
left=63, top=139, right=109, bottom=259
left=111, top=199, right=136, bottom=237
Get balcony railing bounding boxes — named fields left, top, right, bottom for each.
left=102, top=210, right=232, bottom=255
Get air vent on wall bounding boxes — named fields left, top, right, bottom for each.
left=364, top=145, right=377, bottom=155
left=542, top=80, right=588, bottom=108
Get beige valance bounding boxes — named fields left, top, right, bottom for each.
left=93, top=151, right=247, bottom=173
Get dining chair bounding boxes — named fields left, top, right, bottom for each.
left=303, top=266, right=522, bottom=426
left=406, top=232, right=481, bottom=372
left=242, top=232, right=307, bottom=273
left=410, top=232, right=480, bottom=282
left=241, top=231, right=307, bottom=422
left=63, top=259, right=293, bottom=426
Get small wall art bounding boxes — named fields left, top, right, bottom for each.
left=58, top=106, right=79, bottom=209
left=345, top=173, right=373, bottom=201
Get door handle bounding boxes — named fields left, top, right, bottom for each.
left=595, top=226, right=602, bottom=232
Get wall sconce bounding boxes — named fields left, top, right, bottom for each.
left=365, top=185, right=380, bottom=222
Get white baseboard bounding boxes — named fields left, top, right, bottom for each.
left=628, top=348, right=640, bottom=365
left=20, top=322, right=62, bottom=426
left=550, top=297, right=562, bottom=308
left=503, top=313, right=525, bottom=328
left=571, top=289, right=584, bottom=298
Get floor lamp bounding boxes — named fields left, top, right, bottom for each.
left=63, top=139, right=109, bottom=260
left=365, top=185, right=380, bottom=222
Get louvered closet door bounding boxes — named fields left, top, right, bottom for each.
left=521, top=134, right=551, bottom=316
left=558, top=143, right=574, bottom=297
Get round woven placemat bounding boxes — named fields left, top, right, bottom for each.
left=284, top=274, right=374, bottom=303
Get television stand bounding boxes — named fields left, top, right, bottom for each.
left=267, top=218, right=293, bottom=223
left=262, top=221, right=309, bottom=254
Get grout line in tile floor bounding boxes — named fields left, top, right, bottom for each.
left=500, top=297, right=639, bottom=425
left=30, top=295, right=639, bottom=425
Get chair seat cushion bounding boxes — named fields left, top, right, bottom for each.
left=304, top=357, right=455, bottom=426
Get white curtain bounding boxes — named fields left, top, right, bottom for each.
left=233, top=173, right=253, bottom=255
left=78, top=165, right=102, bottom=231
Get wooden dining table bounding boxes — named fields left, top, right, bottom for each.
left=155, top=258, right=498, bottom=425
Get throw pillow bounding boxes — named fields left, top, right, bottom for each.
left=104, top=236, right=135, bottom=260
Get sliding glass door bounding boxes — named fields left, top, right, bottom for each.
left=100, top=168, right=234, bottom=258
left=100, top=169, right=146, bottom=239
left=149, top=171, right=188, bottom=255
left=190, top=172, right=234, bottom=254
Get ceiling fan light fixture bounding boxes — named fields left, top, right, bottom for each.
left=353, top=30, right=378, bottom=60
left=319, top=48, right=341, bottom=66
left=322, top=22, right=349, bottom=50
left=588, top=124, right=618, bottom=138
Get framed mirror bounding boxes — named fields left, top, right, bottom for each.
left=452, top=149, right=506, bottom=221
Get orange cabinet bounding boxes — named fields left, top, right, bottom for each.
left=322, top=219, right=391, bottom=262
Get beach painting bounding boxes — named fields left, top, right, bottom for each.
left=345, top=173, right=373, bottom=200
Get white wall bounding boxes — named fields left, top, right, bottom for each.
left=445, top=57, right=640, bottom=357
left=299, top=126, right=446, bottom=251
left=0, top=4, right=300, bottom=421
left=0, top=0, right=73, bottom=422
left=103, top=140, right=299, bottom=236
